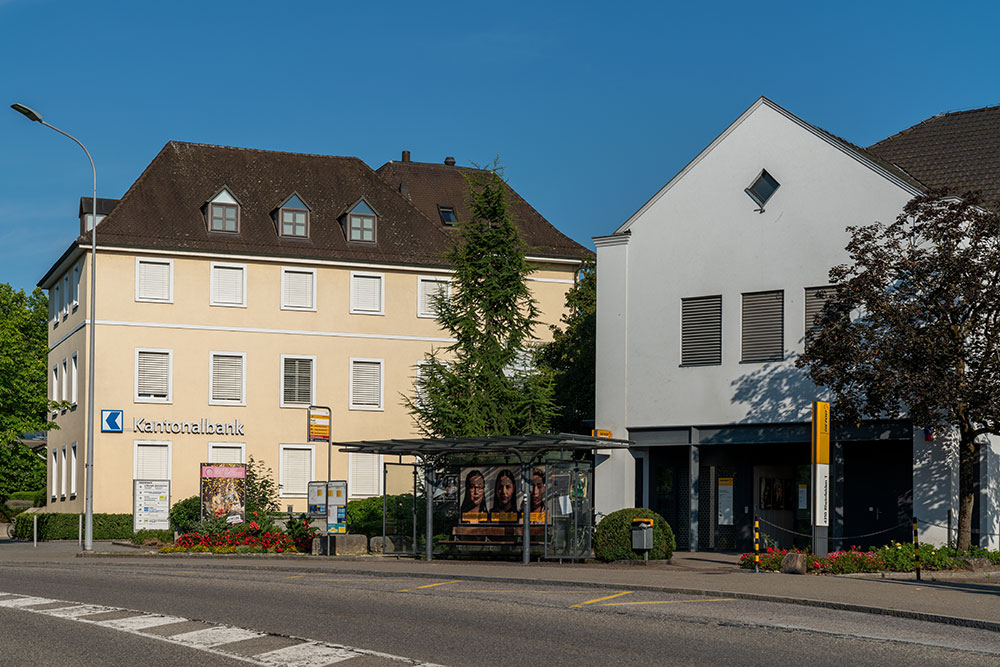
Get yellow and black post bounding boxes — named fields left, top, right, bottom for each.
left=754, top=518, right=760, bottom=574
left=912, top=518, right=921, bottom=581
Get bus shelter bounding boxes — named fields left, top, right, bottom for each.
left=337, top=434, right=631, bottom=564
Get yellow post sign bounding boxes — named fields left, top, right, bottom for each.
left=812, top=401, right=830, bottom=528
left=307, top=407, right=331, bottom=443
left=592, top=429, right=613, bottom=439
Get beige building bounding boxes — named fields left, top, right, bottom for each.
left=38, top=144, right=589, bottom=515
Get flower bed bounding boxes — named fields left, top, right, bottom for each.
left=739, top=542, right=1000, bottom=573
left=160, top=510, right=314, bottom=554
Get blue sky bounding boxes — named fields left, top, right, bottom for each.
left=2, top=0, right=998, bottom=292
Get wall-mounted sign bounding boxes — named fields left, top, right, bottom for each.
left=592, top=429, right=613, bottom=439
left=134, top=417, right=245, bottom=436
left=133, top=480, right=170, bottom=531
left=101, top=410, right=124, bottom=433
left=717, top=477, right=734, bottom=526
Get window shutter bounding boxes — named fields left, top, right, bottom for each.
left=349, top=453, right=382, bottom=497
left=283, top=357, right=313, bottom=405
left=209, top=445, right=243, bottom=464
left=136, top=444, right=168, bottom=480
left=283, top=270, right=314, bottom=309
left=804, top=287, right=833, bottom=341
left=741, top=290, right=784, bottom=362
left=212, top=265, right=244, bottom=305
left=137, top=351, right=170, bottom=398
left=211, top=354, right=243, bottom=403
left=681, top=296, right=722, bottom=365
left=138, top=261, right=170, bottom=301
left=351, top=361, right=382, bottom=408
left=419, top=278, right=448, bottom=317
left=352, top=275, right=382, bottom=312
left=281, top=448, right=311, bottom=496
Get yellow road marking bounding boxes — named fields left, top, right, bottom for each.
left=449, top=589, right=592, bottom=594
left=286, top=575, right=307, bottom=579
left=601, top=598, right=732, bottom=607
left=570, top=591, right=632, bottom=608
left=397, top=580, right=460, bottom=592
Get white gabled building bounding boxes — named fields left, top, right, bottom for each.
left=595, top=97, right=1000, bottom=551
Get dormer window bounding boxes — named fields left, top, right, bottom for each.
left=347, top=200, right=377, bottom=244
left=438, top=205, right=458, bottom=225
left=745, top=169, right=780, bottom=209
left=208, top=188, right=240, bottom=233
left=279, top=194, right=310, bottom=238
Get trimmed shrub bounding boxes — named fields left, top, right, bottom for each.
left=12, top=513, right=133, bottom=540
left=594, top=508, right=675, bottom=562
left=131, top=529, right=173, bottom=546
left=346, top=494, right=415, bottom=539
left=169, top=496, right=201, bottom=533
left=9, top=490, right=43, bottom=501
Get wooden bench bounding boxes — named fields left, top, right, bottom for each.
left=440, top=525, right=544, bottom=547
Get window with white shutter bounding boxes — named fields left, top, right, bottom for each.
left=51, top=366, right=59, bottom=407
left=136, top=349, right=171, bottom=402
left=210, top=352, right=245, bottom=405
left=71, top=354, right=78, bottom=405
left=211, top=263, right=246, bottom=307
left=418, top=277, right=450, bottom=318
left=281, top=355, right=314, bottom=407
left=741, top=290, right=784, bottom=362
left=51, top=449, right=58, bottom=499
left=804, top=286, right=834, bottom=343
left=280, top=445, right=313, bottom=497
left=134, top=442, right=170, bottom=480
left=60, top=446, right=67, bottom=498
left=349, top=453, right=383, bottom=498
left=135, top=258, right=173, bottom=302
left=62, top=274, right=70, bottom=317
left=72, top=262, right=80, bottom=308
left=350, top=272, right=383, bottom=315
left=681, top=296, right=722, bottom=366
left=350, top=358, right=383, bottom=410
left=61, top=359, right=68, bottom=403
left=281, top=268, right=315, bottom=310
left=70, top=443, right=77, bottom=497
left=209, top=443, right=245, bottom=464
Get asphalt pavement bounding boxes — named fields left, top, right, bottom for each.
left=2, top=533, right=997, bottom=631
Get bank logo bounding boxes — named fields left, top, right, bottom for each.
left=101, top=410, right=124, bottom=433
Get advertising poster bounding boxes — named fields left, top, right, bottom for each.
left=133, top=480, right=170, bottom=531
left=717, top=477, right=733, bottom=526
left=200, top=463, right=246, bottom=525
left=459, top=466, right=547, bottom=524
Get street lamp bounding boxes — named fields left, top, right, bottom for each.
left=12, top=103, right=98, bottom=551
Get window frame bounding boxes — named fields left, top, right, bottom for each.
left=417, top=276, right=451, bottom=318
left=348, top=208, right=377, bottom=244
left=71, top=353, right=79, bottom=406
left=680, top=295, right=723, bottom=367
left=348, top=452, right=385, bottom=498
left=209, top=262, right=248, bottom=308
left=133, top=440, right=172, bottom=480
left=60, top=445, right=67, bottom=499
left=745, top=169, right=780, bottom=208
left=437, top=205, right=458, bottom=225
left=279, top=444, right=315, bottom=498
left=72, top=262, right=80, bottom=310
left=740, top=289, right=785, bottom=363
left=350, top=271, right=385, bottom=315
left=207, top=442, right=246, bottom=464
left=61, top=358, right=69, bottom=406
left=135, top=257, right=174, bottom=304
left=134, top=348, right=173, bottom=404
left=280, top=354, right=316, bottom=408
left=51, top=448, right=58, bottom=500
left=62, top=273, right=70, bottom=319
left=70, top=443, right=77, bottom=498
left=208, top=351, right=247, bottom=406
left=280, top=207, right=309, bottom=238
left=209, top=202, right=240, bottom=233
left=280, top=267, right=317, bottom=311
left=349, top=357, right=384, bottom=411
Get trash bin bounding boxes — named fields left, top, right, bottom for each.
left=631, top=517, right=653, bottom=553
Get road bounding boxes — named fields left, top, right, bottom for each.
left=1, top=559, right=998, bottom=666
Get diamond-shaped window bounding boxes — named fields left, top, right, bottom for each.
left=745, top=169, right=780, bottom=208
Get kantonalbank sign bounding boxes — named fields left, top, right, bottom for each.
left=133, top=417, right=246, bottom=436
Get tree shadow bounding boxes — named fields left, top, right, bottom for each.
left=730, top=356, right=823, bottom=424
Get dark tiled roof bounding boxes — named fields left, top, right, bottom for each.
left=867, top=105, right=1000, bottom=205
left=85, top=142, right=456, bottom=267
left=377, top=159, right=592, bottom=260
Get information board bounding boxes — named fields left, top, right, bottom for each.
left=717, top=477, right=734, bottom=526
left=308, top=481, right=326, bottom=517
left=307, top=406, right=331, bottom=443
left=133, top=480, right=170, bottom=531
left=326, top=480, right=347, bottom=534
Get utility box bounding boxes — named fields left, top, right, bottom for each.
left=631, top=518, right=653, bottom=551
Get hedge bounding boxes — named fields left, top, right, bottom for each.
left=12, top=513, right=133, bottom=540
left=594, top=507, right=675, bottom=562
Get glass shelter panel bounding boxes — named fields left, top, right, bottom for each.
left=543, top=461, right=593, bottom=560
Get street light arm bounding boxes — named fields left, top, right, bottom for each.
left=39, top=121, right=97, bottom=204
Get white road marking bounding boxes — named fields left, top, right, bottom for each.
left=253, top=641, right=360, bottom=666
left=0, top=591, right=443, bottom=665
left=95, top=614, right=188, bottom=630
left=169, top=625, right=266, bottom=647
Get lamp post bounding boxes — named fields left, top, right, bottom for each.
left=12, top=103, right=98, bottom=551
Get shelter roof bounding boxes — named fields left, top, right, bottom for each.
left=337, top=433, right=630, bottom=458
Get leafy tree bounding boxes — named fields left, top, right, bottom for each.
left=0, top=284, right=57, bottom=502
left=537, top=257, right=595, bottom=434
left=797, top=193, right=1000, bottom=551
left=406, top=163, right=556, bottom=437
left=245, top=455, right=279, bottom=515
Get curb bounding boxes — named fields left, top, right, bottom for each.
left=71, top=553, right=1000, bottom=632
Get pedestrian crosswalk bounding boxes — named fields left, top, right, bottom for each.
left=0, top=592, right=443, bottom=666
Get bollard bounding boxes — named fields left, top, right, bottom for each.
left=912, top=518, right=921, bottom=581
left=754, top=518, right=760, bottom=574
left=33, top=514, right=37, bottom=548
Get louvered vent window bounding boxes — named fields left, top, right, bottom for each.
left=351, top=359, right=383, bottom=410
left=282, top=356, right=313, bottom=406
left=135, top=443, right=169, bottom=480
left=349, top=453, right=382, bottom=497
left=741, top=290, right=784, bottom=362
left=418, top=277, right=449, bottom=318
left=280, top=446, right=312, bottom=496
left=136, top=350, right=171, bottom=402
left=282, top=269, right=315, bottom=310
left=136, top=259, right=172, bottom=302
left=681, top=296, right=722, bottom=366
left=211, top=264, right=245, bottom=307
left=804, top=286, right=833, bottom=342
left=351, top=273, right=383, bottom=314
left=211, top=353, right=244, bottom=404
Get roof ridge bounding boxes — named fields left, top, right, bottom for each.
left=166, top=140, right=366, bottom=163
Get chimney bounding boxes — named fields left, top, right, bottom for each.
left=401, top=150, right=411, bottom=162
left=444, top=157, right=456, bottom=166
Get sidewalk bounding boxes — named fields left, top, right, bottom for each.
left=3, top=536, right=999, bottom=630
